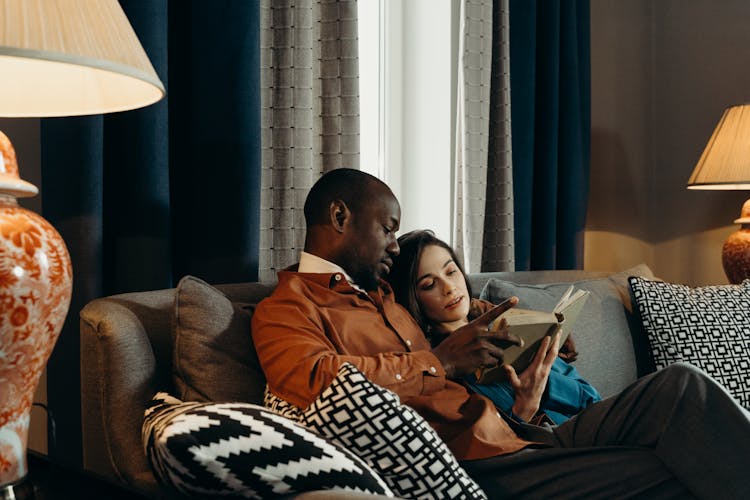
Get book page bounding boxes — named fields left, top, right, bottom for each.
left=477, top=288, right=590, bottom=384
left=553, top=284, right=575, bottom=312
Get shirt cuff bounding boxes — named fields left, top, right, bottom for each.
left=415, top=351, right=446, bottom=394
left=507, top=409, right=527, bottom=424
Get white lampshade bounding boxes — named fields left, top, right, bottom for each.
left=0, top=0, right=165, bottom=117
left=0, top=2, right=165, bottom=494
left=687, top=104, right=750, bottom=190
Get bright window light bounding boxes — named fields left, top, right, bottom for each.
left=357, top=0, right=455, bottom=242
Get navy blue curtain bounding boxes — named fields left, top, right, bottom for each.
left=41, top=0, right=260, bottom=466
left=509, top=0, right=590, bottom=270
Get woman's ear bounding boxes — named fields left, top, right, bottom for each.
left=329, top=199, right=350, bottom=233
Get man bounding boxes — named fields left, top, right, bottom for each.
left=252, top=168, right=749, bottom=499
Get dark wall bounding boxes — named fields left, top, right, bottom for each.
left=588, top=0, right=750, bottom=285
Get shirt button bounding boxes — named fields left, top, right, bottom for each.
left=406, top=339, right=412, bottom=347
left=334, top=274, right=342, bottom=281
left=429, top=366, right=437, bottom=374
left=395, top=373, right=402, bottom=381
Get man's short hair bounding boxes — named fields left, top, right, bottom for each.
left=303, top=168, right=386, bottom=226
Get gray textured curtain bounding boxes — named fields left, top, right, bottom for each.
left=260, top=0, right=359, bottom=282
left=453, top=0, right=514, bottom=273
left=481, top=0, right=515, bottom=271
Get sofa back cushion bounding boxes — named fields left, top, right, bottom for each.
left=169, top=266, right=653, bottom=404
left=478, top=264, right=655, bottom=398
left=172, top=275, right=266, bottom=403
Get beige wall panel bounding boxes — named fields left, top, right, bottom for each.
left=588, top=0, right=750, bottom=286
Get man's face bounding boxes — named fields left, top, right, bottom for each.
left=342, top=190, right=401, bottom=291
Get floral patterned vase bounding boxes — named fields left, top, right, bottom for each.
left=0, top=131, right=72, bottom=492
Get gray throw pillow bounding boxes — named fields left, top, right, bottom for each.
left=629, top=276, right=750, bottom=409
left=172, top=275, right=265, bottom=403
left=479, top=264, right=655, bottom=398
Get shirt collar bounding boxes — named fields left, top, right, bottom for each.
left=299, top=251, right=366, bottom=293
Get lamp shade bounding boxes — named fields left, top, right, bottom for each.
left=0, top=0, right=163, bottom=495
left=0, top=0, right=165, bottom=117
left=687, top=104, right=750, bottom=190
left=688, top=104, right=750, bottom=284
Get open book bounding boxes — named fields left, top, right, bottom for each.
left=475, top=285, right=590, bottom=384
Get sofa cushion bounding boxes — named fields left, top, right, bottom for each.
left=478, top=264, right=655, bottom=398
left=142, top=392, right=393, bottom=498
left=172, top=275, right=265, bottom=403
left=266, top=363, right=487, bottom=500
left=629, top=276, right=750, bottom=409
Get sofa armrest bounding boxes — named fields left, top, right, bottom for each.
left=80, top=290, right=175, bottom=497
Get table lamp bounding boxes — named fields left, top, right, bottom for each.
left=0, top=0, right=164, bottom=497
left=688, top=104, right=750, bottom=284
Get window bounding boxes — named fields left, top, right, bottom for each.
left=358, top=0, right=457, bottom=243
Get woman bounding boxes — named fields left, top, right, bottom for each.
left=386, top=229, right=600, bottom=424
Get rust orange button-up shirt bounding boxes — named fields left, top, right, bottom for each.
left=251, top=270, right=531, bottom=460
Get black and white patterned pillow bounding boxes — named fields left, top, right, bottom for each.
left=283, top=363, right=487, bottom=499
left=629, top=276, right=750, bottom=408
left=142, top=392, right=393, bottom=498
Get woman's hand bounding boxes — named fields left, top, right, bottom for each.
left=468, top=297, right=494, bottom=320
left=431, top=297, right=523, bottom=379
left=504, top=330, right=561, bottom=422
left=558, top=334, right=579, bottom=363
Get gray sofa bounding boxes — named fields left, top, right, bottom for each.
left=79, top=266, right=655, bottom=498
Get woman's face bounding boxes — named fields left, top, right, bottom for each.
left=415, top=244, right=470, bottom=331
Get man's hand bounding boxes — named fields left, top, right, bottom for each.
left=505, top=329, right=561, bottom=422
left=431, top=297, right=523, bottom=379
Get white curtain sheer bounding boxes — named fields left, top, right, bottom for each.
left=259, top=0, right=359, bottom=282
left=453, top=0, right=514, bottom=273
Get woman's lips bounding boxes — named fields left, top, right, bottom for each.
left=445, top=296, right=464, bottom=310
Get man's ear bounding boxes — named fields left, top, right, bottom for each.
left=329, top=199, right=350, bottom=233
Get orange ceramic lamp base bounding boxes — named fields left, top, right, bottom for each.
left=723, top=226, right=750, bottom=284
left=0, top=132, right=72, bottom=490
left=722, top=199, right=750, bottom=284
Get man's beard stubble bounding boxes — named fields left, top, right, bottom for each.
left=351, top=267, right=379, bottom=292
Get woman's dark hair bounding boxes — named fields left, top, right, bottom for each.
left=386, top=229, right=472, bottom=333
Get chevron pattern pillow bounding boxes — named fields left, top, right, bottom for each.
left=142, top=392, right=393, bottom=498
left=298, top=363, right=487, bottom=499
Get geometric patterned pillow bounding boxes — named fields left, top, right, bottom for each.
left=629, top=276, right=750, bottom=408
left=297, top=363, right=488, bottom=500
left=142, top=392, right=393, bottom=498
left=264, top=386, right=303, bottom=422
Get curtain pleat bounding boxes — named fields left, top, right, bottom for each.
left=41, top=0, right=261, bottom=466
left=510, top=0, right=590, bottom=270
left=42, top=116, right=105, bottom=467
left=482, top=0, right=515, bottom=272
left=557, top=0, right=590, bottom=268
left=168, top=2, right=262, bottom=284
left=260, top=0, right=359, bottom=282
left=453, top=0, right=495, bottom=274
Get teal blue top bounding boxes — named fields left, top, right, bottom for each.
left=463, top=357, right=601, bottom=424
